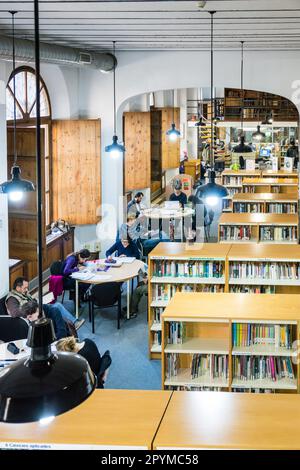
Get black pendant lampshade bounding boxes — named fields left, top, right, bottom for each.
left=166, top=89, right=181, bottom=141
left=197, top=11, right=228, bottom=207
left=0, top=319, right=96, bottom=423
left=253, top=125, right=266, bottom=141
left=0, top=0, right=96, bottom=424
left=0, top=11, right=35, bottom=201
left=105, top=41, right=125, bottom=157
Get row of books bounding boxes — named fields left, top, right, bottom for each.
left=232, top=356, right=295, bottom=382
left=232, top=388, right=275, bottom=393
left=267, top=203, right=296, bottom=214
left=166, top=386, right=223, bottom=391
left=223, top=176, right=242, bottom=185
left=153, top=307, right=163, bottom=324
left=153, top=260, right=224, bottom=278
left=166, top=322, right=185, bottom=345
left=229, top=285, right=275, bottom=294
left=232, top=323, right=293, bottom=349
left=229, top=262, right=300, bottom=280
left=260, top=226, right=297, bottom=242
left=227, top=188, right=241, bottom=197
left=233, top=203, right=263, bottom=213
left=153, top=331, right=162, bottom=346
left=219, top=226, right=252, bottom=241
left=191, top=354, right=228, bottom=380
left=165, top=353, right=180, bottom=379
left=244, top=186, right=281, bottom=194
left=153, top=283, right=224, bottom=301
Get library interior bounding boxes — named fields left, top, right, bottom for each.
left=2, top=0, right=300, bottom=451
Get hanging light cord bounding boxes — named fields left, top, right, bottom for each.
left=113, top=41, right=116, bottom=136
left=10, top=11, right=18, bottom=167
left=240, top=41, right=244, bottom=135
left=210, top=11, right=216, bottom=169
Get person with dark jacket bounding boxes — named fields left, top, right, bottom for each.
left=169, top=179, right=187, bottom=207
left=21, top=300, right=69, bottom=340
left=56, top=336, right=112, bottom=388
left=106, top=237, right=140, bottom=259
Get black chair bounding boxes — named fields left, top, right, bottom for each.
left=0, top=316, right=29, bottom=343
left=88, top=282, right=122, bottom=332
left=0, top=296, right=8, bottom=316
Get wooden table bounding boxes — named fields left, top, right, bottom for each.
left=232, top=192, right=297, bottom=203
left=73, top=259, right=145, bottom=319
left=153, top=391, right=300, bottom=449
left=0, top=390, right=172, bottom=450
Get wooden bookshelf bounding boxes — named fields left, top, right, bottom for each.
left=148, top=243, right=231, bottom=359
left=242, top=177, right=298, bottom=195
left=262, top=170, right=299, bottom=179
left=161, top=292, right=300, bottom=393
left=232, top=193, right=298, bottom=214
left=221, top=170, right=261, bottom=210
left=219, top=213, right=298, bottom=244
left=228, top=243, right=300, bottom=294
left=153, top=392, right=300, bottom=449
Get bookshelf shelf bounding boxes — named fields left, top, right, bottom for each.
left=151, top=301, right=169, bottom=308
left=151, top=276, right=225, bottom=285
left=165, top=338, right=229, bottom=355
left=229, top=278, right=300, bottom=286
left=231, top=378, right=297, bottom=390
left=165, top=369, right=229, bottom=388
left=151, top=344, right=162, bottom=353
left=232, top=345, right=295, bottom=357
left=162, top=292, right=300, bottom=394
left=151, top=323, right=162, bottom=332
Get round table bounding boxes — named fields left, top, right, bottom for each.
left=72, top=259, right=145, bottom=319
left=142, top=207, right=194, bottom=241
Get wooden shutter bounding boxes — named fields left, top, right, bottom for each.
left=52, top=119, right=101, bottom=225
left=124, top=112, right=151, bottom=192
left=161, top=107, right=180, bottom=170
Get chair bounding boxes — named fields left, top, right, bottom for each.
left=88, top=282, right=122, bottom=332
left=0, top=316, right=29, bottom=343
left=0, top=296, right=8, bottom=316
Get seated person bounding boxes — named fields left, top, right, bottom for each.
left=21, top=300, right=69, bottom=340
left=123, top=272, right=148, bottom=319
left=169, top=179, right=187, bottom=207
left=56, top=336, right=111, bottom=389
left=5, top=277, right=84, bottom=330
left=106, top=236, right=140, bottom=260
left=127, top=191, right=145, bottom=218
left=62, top=249, right=91, bottom=300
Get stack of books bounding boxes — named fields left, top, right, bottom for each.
left=233, top=356, right=295, bottom=382
left=190, top=354, right=228, bottom=380
left=167, top=322, right=185, bottom=344
left=153, top=260, right=224, bottom=278
left=220, top=225, right=252, bottom=241
left=232, top=323, right=293, bottom=349
left=230, top=261, right=300, bottom=280
left=260, top=226, right=297, bottom=242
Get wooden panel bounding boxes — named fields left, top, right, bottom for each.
left=9, top=260, right=27, bottom=290
left=124, top=112, right=151, bottom=191
left=62, top=229, right=74, bottom=259
left=52, top=120, right=101, bottom=225
left=7, top=128, right=44, bottom=158
left=46, top=240, right=63, bottom=267
left=161, top=107, right=180, bottom=170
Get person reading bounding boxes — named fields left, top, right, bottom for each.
left=127, top=191, right=145, bottom=218
left=62, top=248, right=91, bottom=300
left=20, top=300, right=69, bottom=340
left=169, top=179, right=187, bottom=207
left=105, top=237, right=140, bottom=260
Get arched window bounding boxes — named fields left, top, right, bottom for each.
left=6, top=67, right=51, bottom=121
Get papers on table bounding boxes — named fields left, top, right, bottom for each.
left=43, top=292, right=54, bottom=304
left=71, top=271, right=95, bottom=281
left=117, top=257, right=136, bottom=264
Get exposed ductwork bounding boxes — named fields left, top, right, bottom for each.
left=0, top=35, right=116, bottom=72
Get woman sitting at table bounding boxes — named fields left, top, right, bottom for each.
left=62, top=248, right=91, bottom=300
left=169, top=179, right=187, bottom=207
left=106, top=236, right=140, bottom=260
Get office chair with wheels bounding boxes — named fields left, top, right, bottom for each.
left=88, top=282, right=122, bottom=332
left=0, top=316, right=29, bottom=343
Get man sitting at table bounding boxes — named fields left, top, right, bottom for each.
left=127, top=191, right=145, bottom=218
left=169, top=179, right=187, bottom=207
left=20, top=300, right=69, bottom=340
left=106, top=236, right=140, bottom=260
left=5, top=277, right=84, bottom=330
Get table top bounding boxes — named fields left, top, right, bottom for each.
left=228, top=242, right=300, bottom=261
left=222, top=169, right=261, bottom=176
left=0, top=390, right=172, bottom=450
left=262, top=170, right=298, bottom=177
left=154, top=391, right=300, bottom=450
left=162, top=292, right=300, bottom=321
left=243, top=177, right=298, bottom=185
left=142, top=207, right=194, bottom=220
left=232, top=192, right=297, bottom=202
left=73, top=259, right=145, bottom=284
left=219, top=213, right=298, bottom=225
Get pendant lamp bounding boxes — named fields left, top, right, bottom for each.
left=0, top=11, right=35, bottom=201
left=253, top=124, right=266, bottom=141
left=105, top=41, right=125, bottom=157
left=166, top=89, right=181, bottom=141
left=195, top=11, right=228, bottom=207
left=0, top=0, right=96, bottom=424
left=195, top=88, right=206, bottom=127
left=233, top=41, right=252, bottom=154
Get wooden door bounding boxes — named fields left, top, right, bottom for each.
left=161, top=107, right=180, bottom=170
left=7, top=127, right=45, bottom=280
left=52, top=120, right=101, bottom=225
left=124, top=112, right=151, bottom=192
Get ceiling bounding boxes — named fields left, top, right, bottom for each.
left=1, top=0, right=300, bottom=52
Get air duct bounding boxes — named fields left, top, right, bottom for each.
left=0, top=35, right=116, bottom=72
